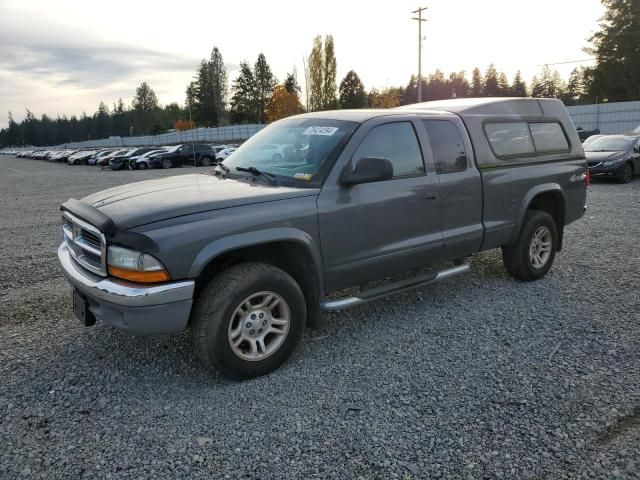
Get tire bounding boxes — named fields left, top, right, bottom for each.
left=502, top=210, right=558, bottom=281
left=191, top=262, right=306, bottom=380
left=617, top=162, right=633, bottom=184
left=201, top=156, right=212, bottom=167
left=138, top=162, right=148, bottom=170
left=161, top=158, right=173, bottom=169
left=272, top=153, right=283, bottom=162
left=128, top=160, right=135, bottom=170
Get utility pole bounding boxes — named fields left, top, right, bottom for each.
left=412, top=6, right=427, bottom=102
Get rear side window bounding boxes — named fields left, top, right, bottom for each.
left=485, top=122, right=535, bottom=157
left=422, top=120, right=468, bottom=174
left=353, top=122, right=424, bottom=178
left=529, top=123, right=569, bottom=152
left=485, top=121, right=570, bottom=158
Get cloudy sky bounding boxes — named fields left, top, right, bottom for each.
left=0, top=0, right=604, bottom=128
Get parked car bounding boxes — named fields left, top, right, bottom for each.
left=585, top=134, right=640, bottom=183
left=108, top=148, right=158, bottom=170
left=88, top=149, right=116, bottom=165
left=211, top=145, right=230, bottom=159
left=582, top=134, right=602, bottom=147
left=50, top=150, right=76, bottom=162
left=97, top=149, right=129, bottom=167
left=128, top=149, right=169, bottom=170
left=147, top=143, right=216, bottom=169
left=68, top=150, right=97, bottom=165
left=216, top=147, right=236, bottom=160
left=576, top=126, right=600, bottom=141
left=58, top=98, right=586, bottom=380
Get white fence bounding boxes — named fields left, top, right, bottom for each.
left=59, top=124, right=266, bottom=149
left=567, top=101, right=640, bottom=134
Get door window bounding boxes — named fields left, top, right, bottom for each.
left=353, top=122, right=424, bottom=178
left=422, top=120, right=468, bottom=174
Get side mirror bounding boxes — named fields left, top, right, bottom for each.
left=340, top=157, right=393, bottom=186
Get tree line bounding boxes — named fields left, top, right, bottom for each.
left=1, top=0, right=637, bottom=147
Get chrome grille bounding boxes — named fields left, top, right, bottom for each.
left=62, top=212, right=107, bottom=276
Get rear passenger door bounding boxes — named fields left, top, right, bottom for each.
left=420, top=118, right=483, bottom=258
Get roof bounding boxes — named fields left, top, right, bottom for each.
left=396, top=97, right=567, bottom=118
left=294, top=98, right=569, bottom=123
left=294, top=108, right=450, bottom=123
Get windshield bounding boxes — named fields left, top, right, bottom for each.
left=222, top=118, right=358, bottom=187
left=584, top=136, right=634, bottom=152
left=166, top=145, right=181, bottom=153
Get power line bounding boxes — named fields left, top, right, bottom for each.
left=536, top=58, right=596, bottom=66
left=412, top=6, right=427, bottom=102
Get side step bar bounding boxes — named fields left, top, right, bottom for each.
left=320, top=260, right=470, bottom=312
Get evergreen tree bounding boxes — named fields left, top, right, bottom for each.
left=132, top=82, right=159, bottom=134
left=284, top=72, right=301, bottom=94
left=511, top=70, right=528, bottom=97
left=230, top=61, right=258, bottom=123
left=402, top=75, right=418, bottom=104
left=471, top=68, right=484, bottom=97
left=560, top=68, right=586, bottom=105
left=254, top=53, right=276, bottom=123
left=483, top=64, right=500, bottom=97
left=587, top=0, right=640, bottom=101
left=210, top=47, right=228, bottom=124
left=339, top=70, right=367, bottom=109
left=497, top=72, right=510, bottom=96
left=193, top=60, right=217, bottom=126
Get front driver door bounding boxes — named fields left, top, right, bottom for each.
left=318, top=117, right=443, bottom=292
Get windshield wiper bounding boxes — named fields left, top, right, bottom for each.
left=235, top=166, right=277, bottom=182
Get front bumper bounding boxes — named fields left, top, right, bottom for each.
left=588, top=162, right=624, bottom=178
left=58, top=243, right=195, bottom=335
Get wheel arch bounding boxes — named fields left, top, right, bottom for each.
left=513, top=185, right=566, bottom=251
left=188, top=229, right=324, bottom=328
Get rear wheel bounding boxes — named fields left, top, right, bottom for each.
left=138, top=162, right=148, bottom=170
left=161, top=158, right=172, bottom=169
left=617, top=162, right=633, bottom=184
left=191, top=262, right=306, bottom=380
left=272, top=153, right=283, bottom=162
left=502, top=210, right=558, bottom=281
left=201, top=156, right=212, bottom=167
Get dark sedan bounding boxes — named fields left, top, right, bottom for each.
left=147, top=143, right=216, bottom=169
left=586, top=135, right=640, bottom=183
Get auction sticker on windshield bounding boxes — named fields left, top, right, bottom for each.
left=303, top=126, right=339, bottom=136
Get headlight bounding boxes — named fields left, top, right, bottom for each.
left=603, top=161, right=612, bottom=166
left=107, top=245, right=170, bottom=283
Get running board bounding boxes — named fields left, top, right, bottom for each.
left=320, top=260, right=470, bottom=312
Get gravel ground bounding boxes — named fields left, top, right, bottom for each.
left=0, top=155, right=639, bottom=479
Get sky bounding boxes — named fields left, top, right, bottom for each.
left=0, top=0, right=605, bottom=128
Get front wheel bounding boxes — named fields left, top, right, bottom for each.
left=502, top=210, right=558, bottom=281
left=191, top=262, right=306, bottom=380
left=617, top=162, right=633, bottom=184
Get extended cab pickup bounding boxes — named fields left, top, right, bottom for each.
left=58, top=98, right=587, bottom=380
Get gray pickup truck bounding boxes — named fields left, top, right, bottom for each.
left=58, top=98, right=587, bottom=379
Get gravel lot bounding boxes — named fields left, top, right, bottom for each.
left=0, top=154, right=639, bottom=479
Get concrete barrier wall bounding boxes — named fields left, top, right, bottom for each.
left=567, top=101, right=640, bottom=134
left=59, top=124, right=266, bottom=148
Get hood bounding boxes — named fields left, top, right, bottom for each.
left=81, top=173, right=319, bottom=229
left=585, top=151, right=625, bottom=162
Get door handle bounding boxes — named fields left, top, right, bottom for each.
left=423, top=194, right=437, bottom=201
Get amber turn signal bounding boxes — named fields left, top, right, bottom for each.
left=108, top=265, right=171, bottom=283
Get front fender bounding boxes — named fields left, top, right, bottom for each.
left=187, top=227, right=324, bottom=284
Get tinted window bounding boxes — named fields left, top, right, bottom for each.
left=353, top=122, right=424, bottom=177
left=423, top=120, right=467, bottom=174
left=485, top=122, right=535, bottom=157
left=529, top=123, right=569, bottom=152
